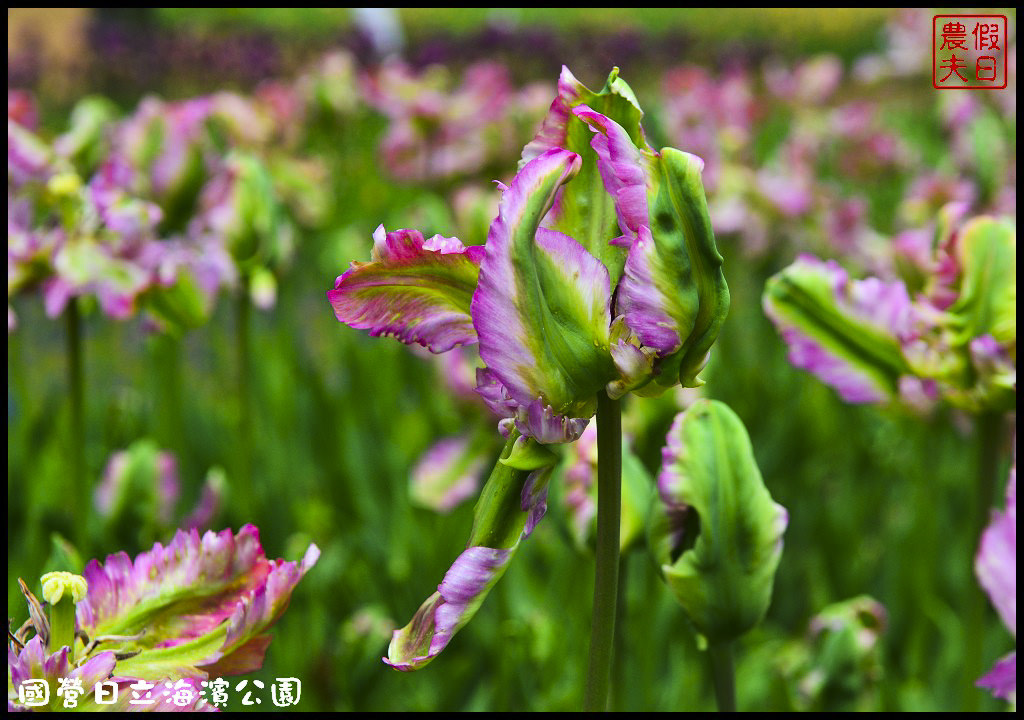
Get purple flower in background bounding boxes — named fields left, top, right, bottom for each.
left=95, top=444, right=180, bottom=526
left=8, top=118, right=55, bottom=188
left=362, top=60, right=544, bottom=183
left=975, top=455, right=1017, bottom=702
left=659, top=65, right=755, bottom=192
left=764, top=55, right=843, bottom=106
left=409, top=435, right=487, bottom=513
left=113, top=95, right=213, bottom=202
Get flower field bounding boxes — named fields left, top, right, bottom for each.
left=7, top=8, right=1016, bottom=712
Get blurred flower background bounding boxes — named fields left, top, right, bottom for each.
left=8, top=8, right=1016, bottom=711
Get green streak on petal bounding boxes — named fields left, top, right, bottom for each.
left=648, top=148, right=730, bottom=388
left=469, top=433, right=533, bottom=549
left=112, top=623, right=229, bottom=679
left=518, top=231, right=614, bottom=412
left=92, top=580, right=243, bottom=639
left=949, top=217, right=1016, bottom=348
left=764, top=266, right=908, bottom=396
left=386, top=434, right=559, bottom=670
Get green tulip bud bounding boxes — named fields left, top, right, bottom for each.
left=652, top=399, right=787, bottom=645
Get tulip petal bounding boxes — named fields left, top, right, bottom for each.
left=471, top=149, right=614, bottom=437
left=576, top=110, right=730, bottom=388
left=384, top=435, right=555, bottom=670
left=520, top=66, right=587, bottom=165
left=763, top=255, right=914, bottom=404
left=572, top=105, right=650, bottom=237
left=948, top=217, right=1015, bottom=348
left=328, top=224, right=484, bottom=353
left=529, top=69, right=645, bottom=284
left=977, top=652, right=1017, bottom=701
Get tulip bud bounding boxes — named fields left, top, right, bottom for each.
left=652, top=399, right=787, bottom=645
left=780, top=596, right=887, bottom=711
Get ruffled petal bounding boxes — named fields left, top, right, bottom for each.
left=328, top=225, right=484, bottom=353
left=76, top=526, right=318, bottom=678
left=8, top=637, right=121, bottom=712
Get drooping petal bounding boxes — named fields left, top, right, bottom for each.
left=655, top=400, right=788, bottom=644
left=328, top=225, right=484, bottom=353
left=384, top=434, right=556, bottom=670
left=76, top=525, right=318, bottom=679
left=763, top=255, right=914, bottom=404
left=471, top=149, right=614, bottom=439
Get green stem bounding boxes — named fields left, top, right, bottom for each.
left=963, top=411, right=1004, bottom=711
left=611, top=554, right=629, bottom=711
left=235, top=285, right=253, bottom=523
left=708, top=642, right=737, bottom=712
left=583, top=392, right=622, bottom=712
left=149, top=333, right=184, bottom=452
left=49, top=597, right=77, bottom=660
left=66, top=298, right=86, bottom=549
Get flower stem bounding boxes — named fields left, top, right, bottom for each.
left=48, top=597, right=77, bottom=659
left=65, top=298, right=86, bottom=550
left=963, top=411, right=1005, bottom=711
left=708, top=642, right=737, bottom=712
left=583, top=391, right=621, bottom=712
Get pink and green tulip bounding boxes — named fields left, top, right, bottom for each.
left=329, top=67, right=730, bottom=444
left=8, top=526, right=317, bottom=712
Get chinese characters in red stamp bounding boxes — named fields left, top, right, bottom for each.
left=933, top=15, right=1008, bottom=89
